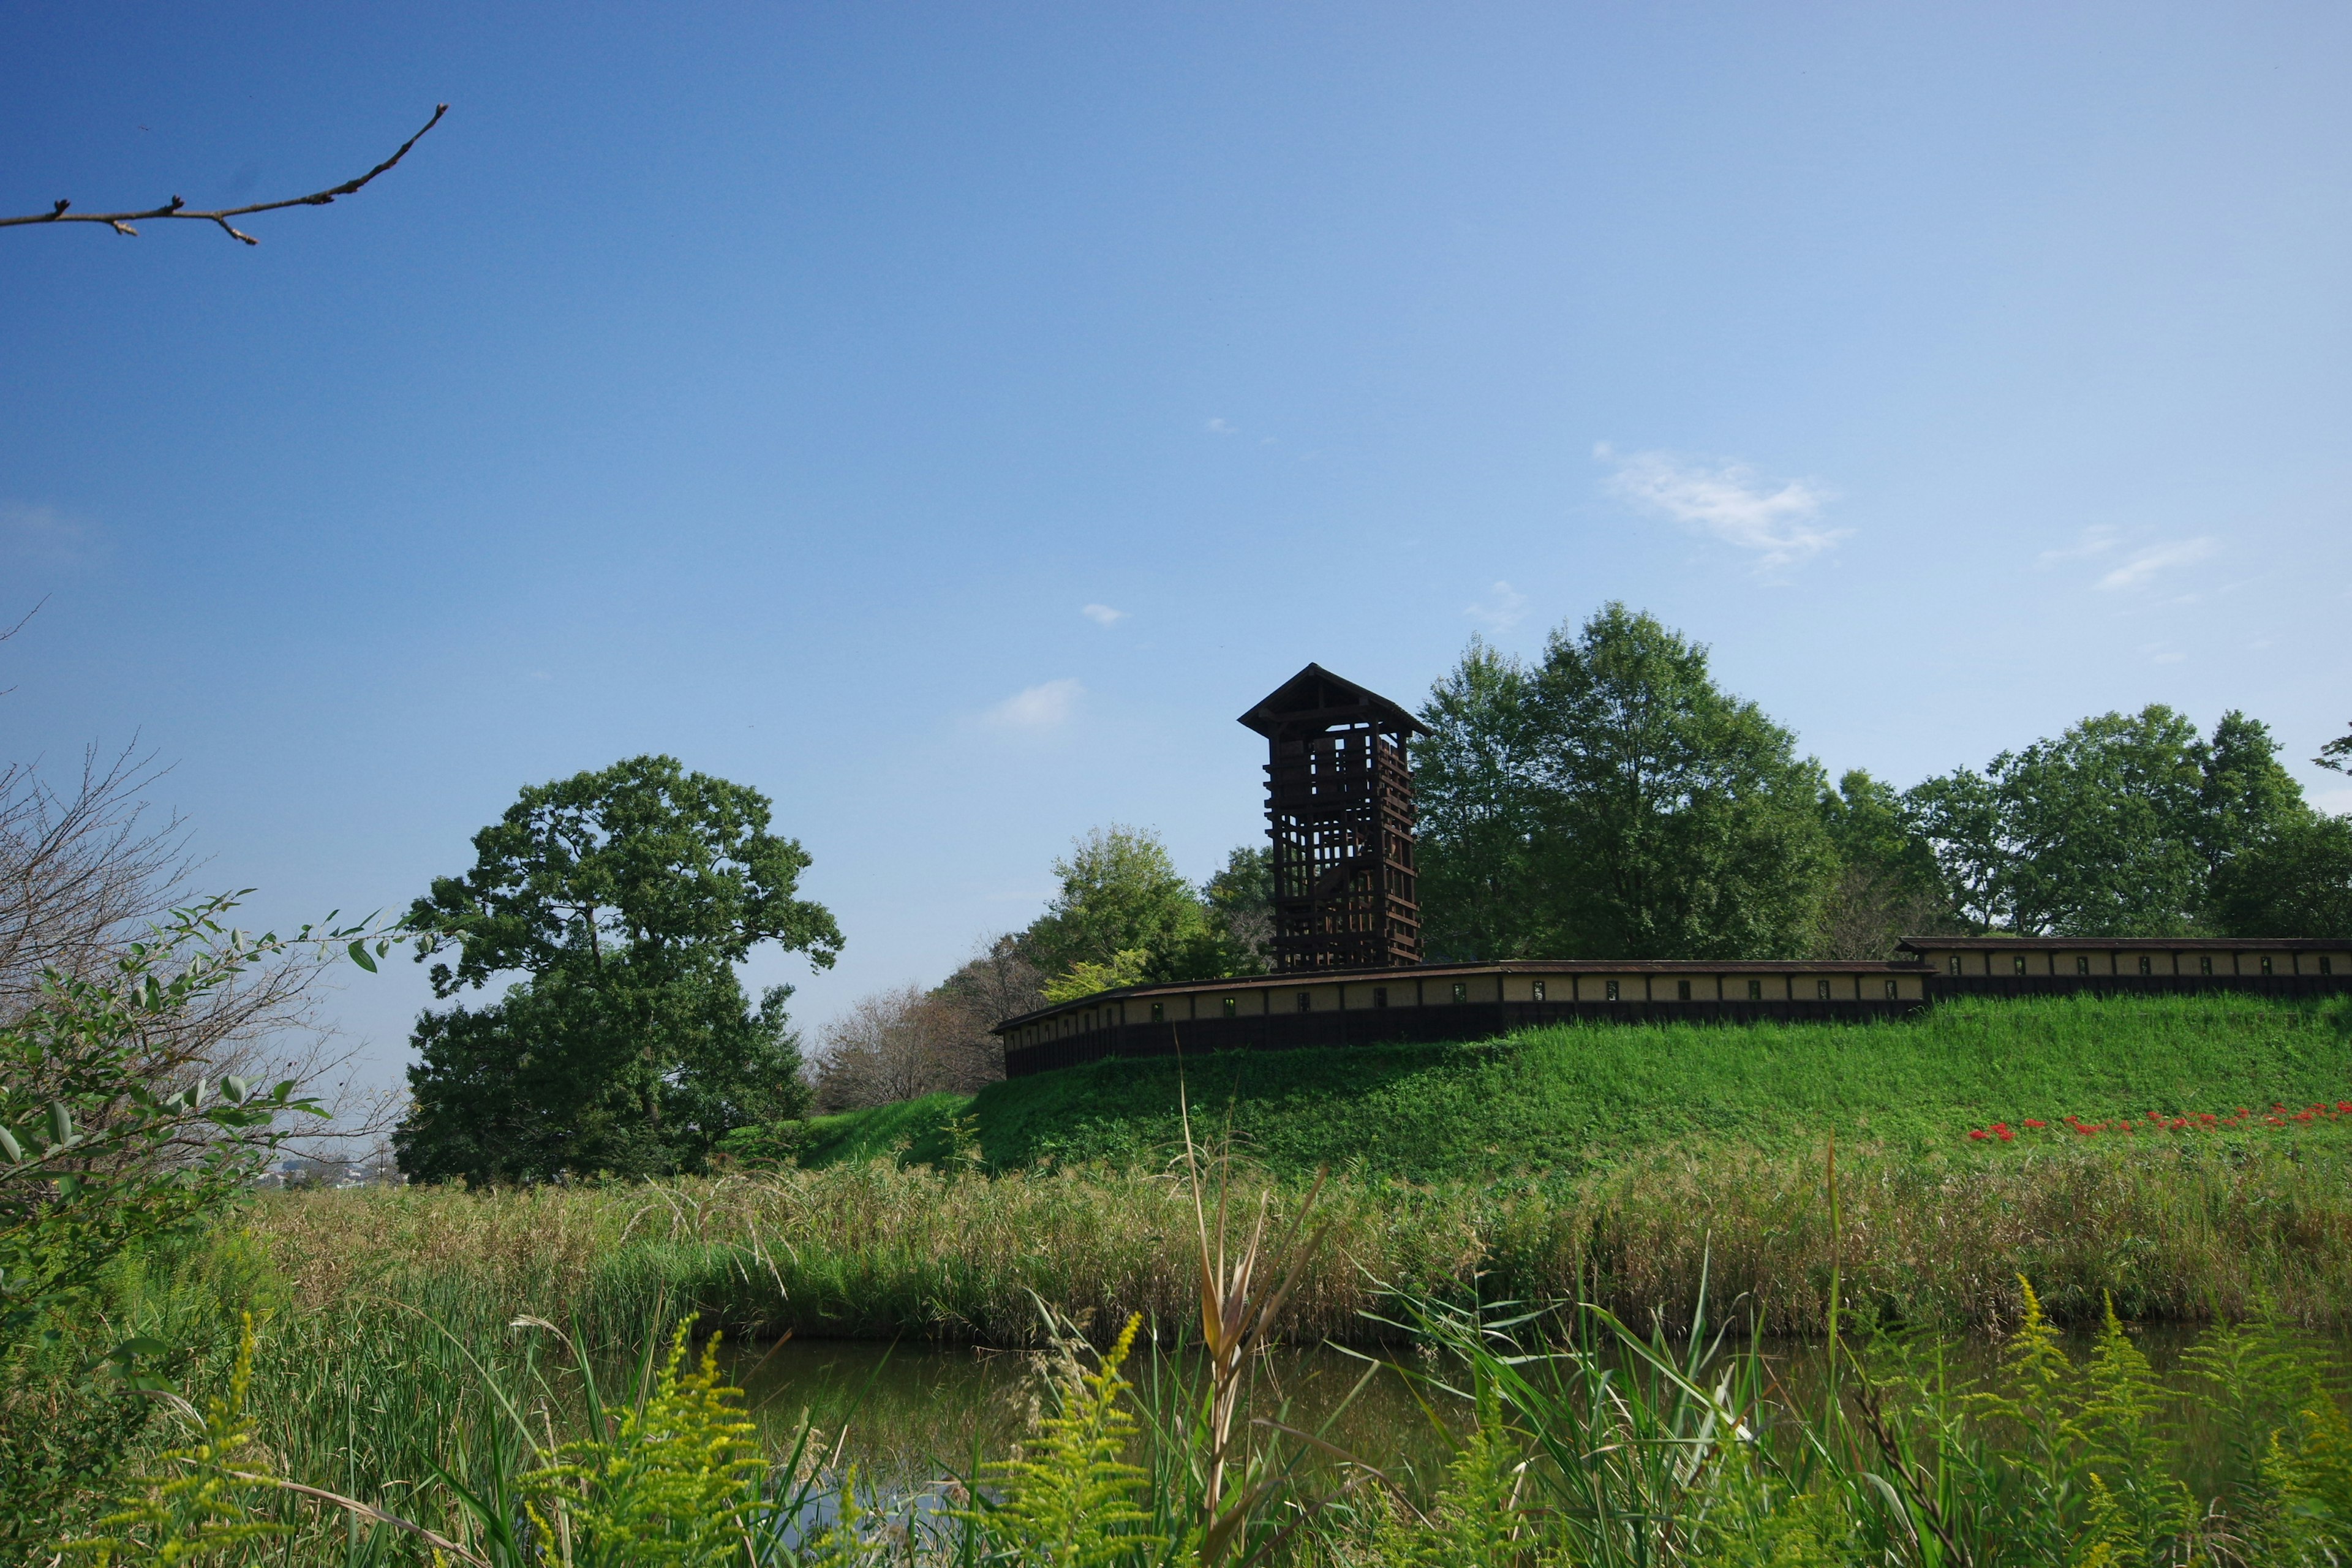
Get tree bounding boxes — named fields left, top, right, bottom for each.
left=1414, top=610, right=1833, bottom=960
left=397, top=756, right=840, bottom=1182
left=2318, top=722, right=2352, bottom=775
left=1412, top=641, right=1551, bottom=960
left=810, top=984, right=981, bottom=1112
left=1813, top=769, right=1954, bottom=958
left=2193, top=710, right=2310, bottom=876
left=1905, top=707, right=2312, bottom=937
left=1199, top=846, right=1274, bottom=975
left=1534, top=606, right=1833, bottom=958
left=2209, top=815, right=2352, bottom=938
left=1019, top=826, right=1221, bottom=987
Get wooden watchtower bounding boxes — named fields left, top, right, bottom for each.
left=1239, top=665, right=1430, bottom=973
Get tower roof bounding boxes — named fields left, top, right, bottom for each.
left=1238, top=663, right=1430, bottom=740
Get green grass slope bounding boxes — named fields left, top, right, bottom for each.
left=797, top=995, right=2352, bottom=1182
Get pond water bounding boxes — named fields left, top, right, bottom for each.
left=714, top=1322, right=2352, bottom=1503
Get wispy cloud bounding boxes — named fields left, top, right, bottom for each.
left=2037, top=526, right=2121, bottom=567
left=1080, top=603, right=1126, bottom=627
left=0, top=500, right=102, bottom=567
left=1466, top=580, right=1528, bottom=632
left=1598, top=446, right=1846, bottom=571
left=2095, top=538, right=2218, bottom=592
left=979, top=677, right=1083, bottom=731
left=1204, top=417, right=1240, bottom=437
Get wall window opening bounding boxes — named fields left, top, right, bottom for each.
left=1604, top=980, right=1621, bottom=1001
left=1150, top=1002, right=1164, bottom=1023
left=2138, top=956, right=2152, bottom=976
left=1531, top=980, right=1546, bottom=1002
left=1817, top=978, right=1833, bottom=1000
left=1451, top=981, right=1468, bottom=1003
left=1949, top=956, right=1962, bottom=974
left=2321, top=957, right=2334, bottom=975
left=2013, top=955, right=2029, bottom=976
left=2199, top=956, right=2214, bottom=975
left=2076, top=956, right=2092, bottom=975
left=1372, top=987, right=1389, bottom=1008
left=1676, top=979, right=1692, bottom=1001
left=1222, top=997, right=1238, bottom=1017
left=2261, top=955, right=2274, bottom=975
left=1296, top=991, right=1312, bottom=1012
left=1747, top=979, right=1763, bottom=1000
left=1886, top=980, right=1900, bottom=1000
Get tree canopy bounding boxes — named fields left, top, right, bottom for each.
left=1904, top=707, right=2312, bottom=937
left=396, top=756, right=839, bottom=1183
left=1016, top=825, right=1267, bottom=992
left=1415, top=605, right=1833, bottom=960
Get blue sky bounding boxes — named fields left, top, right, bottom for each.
left=6, top=2, right=2350, bottom=1093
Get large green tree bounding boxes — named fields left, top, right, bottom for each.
left=1019, top=826, right=1227, bottom=988
left=396, top=755, right=840, bottom=1182
left=1412, top=640, right=1551, bottom=959
left=2209, top=814, right=2352, bottom=938
left=1904, top=707, right=2310, bottom=937
left=1415, top=606, right=1834, bottom=960
left=1813, top=769, right=1954, bottom=957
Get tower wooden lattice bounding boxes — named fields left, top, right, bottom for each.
left=1239, top=665, right=1429, bottom=973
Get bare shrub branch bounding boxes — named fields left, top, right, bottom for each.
left=1, top=104, right=447, bottom=244
left=0, top=744, right=390, bottom=1156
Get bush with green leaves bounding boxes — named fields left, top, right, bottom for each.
left=0, top=894, right=380, bottom=1341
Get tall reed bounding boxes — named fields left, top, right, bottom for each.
left=246, top=1136, right=2352, bottom=1349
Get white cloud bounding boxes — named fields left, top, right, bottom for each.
left=0, top=500, right=100, bottom=566
left=1600, top=448, right=1847, bottom=571
left=980, top=677, right=1083, bottom=731
left=2095, top=537, right=2218, bottom=592
left=2037, top=526, right=2121, bottom=567
left=1466, top=580, right=1528, bottom=632
left=1080, top=603, right=1126, bottom=627
left=1204, top=417, right=1240, bottom=437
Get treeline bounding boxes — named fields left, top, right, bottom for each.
left=393, top=605, right=2352, bottom=1178
left=1414, top=602, right=2352, bottom=960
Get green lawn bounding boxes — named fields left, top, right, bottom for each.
left=786, top=993, right=2352, bottom=1181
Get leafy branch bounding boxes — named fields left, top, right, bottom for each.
left=0, top=894, right=399, bottom=1337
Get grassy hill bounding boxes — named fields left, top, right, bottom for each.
left=778, top=993, right=2352, bottom=1182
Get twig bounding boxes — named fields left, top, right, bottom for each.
left=1, top=105, right=446, bottom=244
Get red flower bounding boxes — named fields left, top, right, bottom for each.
left=2296, top=1110, right=2316, bottom=1123
left=1969, top=1129, right=1989, bottom=1140
left=2337, top=1102, right=2351, bottom=1114
left=2198, top=1114, right=2217, bottom=1125
left=2170, top=1118, right=2188, bottom=1131
left=2024, top=1119, right=2046, bottom=1129
left=1996, top=1126, right=2016, bottom=1142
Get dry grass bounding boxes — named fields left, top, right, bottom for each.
left=246, top=1132, right=2352, bottom=1347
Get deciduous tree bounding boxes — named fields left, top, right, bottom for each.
left=397, top=755, right=839, bottom=1182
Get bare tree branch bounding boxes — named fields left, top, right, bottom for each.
left=1, top=104, right=447, bottom=244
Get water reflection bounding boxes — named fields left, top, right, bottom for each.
left=720, top=1335, right=1464, bottom=1493
left=715, top=1324, right=2351, bottom=1505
